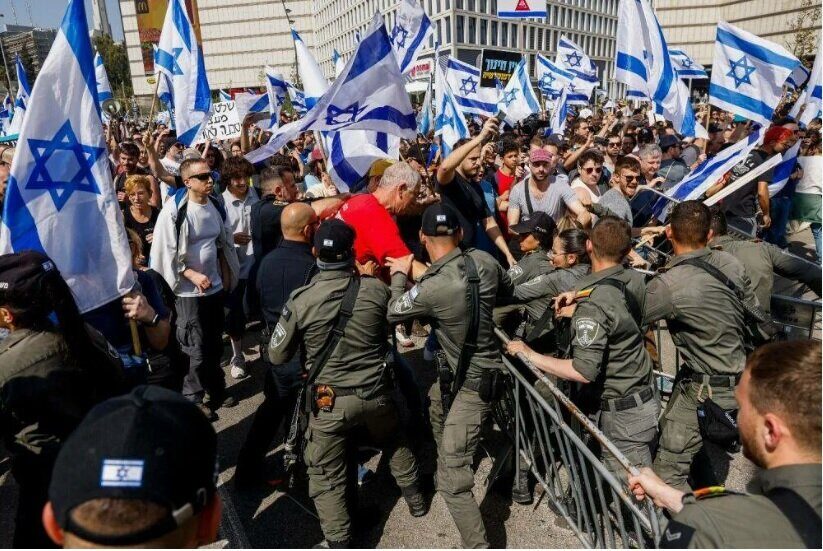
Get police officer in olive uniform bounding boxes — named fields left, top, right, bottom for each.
left=507, top=217, right=659, bottom=476
left=629, top=340, right=821, bottom=549
left=709, top=208, right=821, bottom=314
left=386, top=204, right=514, bottom=549
left=643, top=201, right=762, bottom=491
left=268, top=220, right=425, bottom=548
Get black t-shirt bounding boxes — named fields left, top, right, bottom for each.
left=723, top=149, right=773, bottom=219
left=437, top=172, right=491, bottom=247
left=250, top=195, right=288, bottom=263
left=123, top=206, right=160, bottom=260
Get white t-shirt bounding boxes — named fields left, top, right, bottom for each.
left=178, top=200, right=224, bottom=297
left=570, top=177, right=602, bottom=204
left=509, top=174, right=577, bottom=223
left=222, top=187, right=259, bottom=279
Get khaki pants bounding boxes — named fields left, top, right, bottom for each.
left=429, top=383, right=491, bottom=549
left=599, top=396, right=660, bottom=482
left=304, top=393, right=419, bottom=543
left=654, top=380, right=737, bottom=491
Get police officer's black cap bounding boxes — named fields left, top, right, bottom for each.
left=509, top=211, right=557, bottom=244
left=658, top=134, right=680, bottom=150
left=313, top=219, right=356, bottom=264
left=49, top=385, right=218, bottom=546
left=421, top=203, right=461, bottom=236
left=0, top=250, right=59, bottom=303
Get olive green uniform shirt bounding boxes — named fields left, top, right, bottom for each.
left=643, top=248, right=758, bottom=375
left=512, top=264, right=590, bottom=322
left=570, top=265, right=653, bottom=399
left=268, top=269, right=391, bottom=391
left=507, top=247, right=551, bottom=286
left=662, top=464, right=822, bottom=548
left=387, top=247, right=514, bottom=379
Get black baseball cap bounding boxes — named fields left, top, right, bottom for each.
left=509, top=212, right=557, bottom=246
left=314, top=219, right=355, bottom=267
left=0, top=250, right=59, bottom=306
left=421, top=203, right=461, bottom=236
left=49, top=385, right=218, bottom=546
left=658, top=134, right=680, bottom=150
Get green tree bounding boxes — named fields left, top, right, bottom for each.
left=786, top=0, right=822, bottom=66
left=93, top=34, right=134, bottom=98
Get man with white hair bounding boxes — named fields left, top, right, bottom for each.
left=631, top=144, right=665, bottom=226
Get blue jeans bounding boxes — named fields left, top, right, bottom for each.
left=812, top=223, right=822, bottom=261
left=764, top=196, right=792, bottom=248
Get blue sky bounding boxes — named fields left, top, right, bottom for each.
left=0, top=0, right=124, bottom=40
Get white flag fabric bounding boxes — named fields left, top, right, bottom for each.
left=7, top=55, right=32, bottom=135
left=444, top=56, right=500, bottom=116
left=790, top=53, right=821, bottom=126
left=669, top=49, right=708, bottom=80
left=566, top=75, right=598, bottom=106
left=0, top=0, right=134, bottom=312
left=418, top=76, right=433, bottom=135
left=219, top=89, right=231, bottom=102
left=155, top=0, right=212, bottom=145
left=616, top=0, right=650, bottom=96
left=94, top=52, right=113, bottom=104
left=292, top=28, right=329, bottom=108
left=498, top=57, right=540, bottom=125
left=536, top=54, right=573, bottom=98
left=549, top=86, right=570, bottom=135
left=768, top=141, right=801, bottom=197
left=233, top=92, right=268, bottom=120
left=326, top=130, right=400, bottom=191
left=389, top=0, right=434, bottom=74
left=434, top=62, right=469, bottom=156
left=786, top=64, right=811, bottom=90
left=247, top=13, right=416, bottom=163
left=709, top=21, right=800, bottom=126
left=263, top=68, right=288, bottom=129
left=556, top=36, right=597, bottom=79
left=286, top=81, right=307, bottom=115
left=333, top=49, right=346, bottom=78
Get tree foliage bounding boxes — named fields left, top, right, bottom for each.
left=93, top=34, right=133, bottom=97
left=786, top=0, right=822, bottom=66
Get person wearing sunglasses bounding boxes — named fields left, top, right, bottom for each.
left=571, top=149, right=608, bottom=207
left=604, top=132, right=622, bottom=173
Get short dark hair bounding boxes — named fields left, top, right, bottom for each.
left=577, top=148, right=604, bottom=168
left=670, top=200, right=711, bottom=247
left=614, top=155, right=641, bottom=175
left=498, top=137, right=519, bottom=156
left=709, top=206, right=728, bottom=236
left=69, top=498, right=170, bottom=541
left=119, top=142, right=140, bottom=159
left=747, top=340, right=821, bottom=453
left=453, top=137, right=472, bottom=150
left=556, top=228, right=590, bottom=264
left=260, top=164, right=293, bottom=186
left=590, top=216, right=632, bottom=261
left=220, top=156, right=254, bottom=184
left=179, top=158, right=209, bottom=180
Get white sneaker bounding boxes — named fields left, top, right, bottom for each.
left=230, top=355, right=248, bottom=379
left=395, top=327, right=414, bottom=348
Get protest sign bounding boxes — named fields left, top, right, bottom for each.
left=480, top=50, right=522, bottom=87
left=497, top=0, right=547, bottom=18
left=195, top=101, right=241, bottom=143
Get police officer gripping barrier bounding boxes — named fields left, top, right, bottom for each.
left=386, top=204, right=514, bottom=549
left=642, top=201, right=765, bottom=491
left=268, top=219, right=425, bottom=548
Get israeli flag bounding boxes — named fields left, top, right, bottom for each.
left=0, top=107, right=10, bottom=136
left=285, top=81, right=307, bottom=115
left=0, top=0, right=134, bottom=313
left=219, top=89, right=231, bottom=102
left=670, top=49, right=708, bottom=80
left=326, top=130, right=400, bottom=191
left=627, top=88, right=650, bottom=101
left=549, top=86, right=570, bottom=135
left=233, top=92, right=269, bottom=122
left=653, top=126, right=766, bottom=220
left=434, top=63, right=469, bottom=156
left=3, top=92, right=12, bottom=114
left=709, top=21, right=800, bottom=126
left=498, top=57, right=540, bottom=125
left=790, top=53, right=821, bottom=126
left=418, top=76, right=433, bottom=135
left=616, top=0, right=650, bottom=97
left=768, top=140, right=801, bottom=197
left=536, top=54, right=573, bottom=98
left=786, top=64, right=811, bottom=90
left=264, top=67, right=287, bottom=129
left=7, top=55, right=32, bottom=135
left=248, top=13, right=416, bottom=163
left=445, top=56, right=500, bottom=116
left=556, top=36, right=597, bottom=79
left=100, top=459, right=145, bottom=488
left=333, top=49, right=346, bottom=78
left=155, top=0, right=212, bottom=145
left=390, top=0, right=434, bottom=75
left=566, top=75, right=597, bottom=106
left=153, top=44, right=174, bottom=107
left=292, top=28, right=329, bottom=108
left=94, top=53, right=113, bottom=104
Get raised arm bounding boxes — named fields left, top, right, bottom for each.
left=436, top=117, right=499, bottom=187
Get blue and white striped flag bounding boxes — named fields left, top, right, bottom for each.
left=768, top=140, right=801, bottom=197
left=233, top=91, right=269, bottom=122
left=418, top=75, right=433, bottom=135
left=790, top=53, right=821, bottom=126
left=3, top=92, right=12, bottom=114
left=627, top=89, right=650, bottom=101
left=0, top=106, right=10, bottom=135
left=286, top=82, right=307, bottom=115
left=549, top=86, right=570, bottom=135
left=248, top=13, right=416, bottom=163
left=786, top=64, right=810, bottom=90
left=566, top=74, right=598, bottom=105
left=292, top=28, right=329, bottom=108
left=709, top=21, right=800, bottom=126
left=7, top=55, right=32, bottom=135
left=498, top=57, right=540, bottom=125
left=333, top=49, right=346, bottom=78
left=444, top=56, right=500, bottom=117
left=390, top=0, right=433, bottom=75
left=653, top=126, right=766, bottom=220
left=0, top=0, right=134, bottom=312
left=556, top=36, right=597, bottom=79
left=536, top=54, right=573, bottom=98
left=263, top=67, right=287, bottom=129
left=326, top=130, right=399, bottom=191
left=218, top=89, right=231, bottom=102
left=94, top=52, right=113, bottom=104
left=616, top=0, right=650, bottom=97
left=670, top=49, right=708, bottom=80
left=155, top=0, right=212, bottom=145
left=434, top=62, right=469, bottom=156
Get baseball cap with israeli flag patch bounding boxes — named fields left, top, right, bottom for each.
left=314, top=218, right=356, bottom=268
left=48, top=385, right=218, bottom=546
left=422, top=204, right=461, bottom=236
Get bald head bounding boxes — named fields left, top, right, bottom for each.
left=281, top=202, right=317, bottom=242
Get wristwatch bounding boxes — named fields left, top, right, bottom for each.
left=145, top=313, right=160, bottom=327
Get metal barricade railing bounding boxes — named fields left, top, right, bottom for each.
left=492, top=328, right=662, bottom=549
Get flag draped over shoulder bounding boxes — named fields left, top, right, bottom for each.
left=0, top=0, right=134, bottom=312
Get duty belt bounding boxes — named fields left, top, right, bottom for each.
left=601, top=386, right=655, bottom=412
left=679, top=364, right=740, bottom=387
left=462, top=378, right=483, bottom=393
left=320, top=384, right=392, bottom=398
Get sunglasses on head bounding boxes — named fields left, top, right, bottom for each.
left=188, top=172, right=213, bottom=182
left=582, top=166, right=602, bottom=174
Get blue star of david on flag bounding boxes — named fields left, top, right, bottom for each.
left=156, top=47, right=185, bottom=76
left=564, top=51, right=583, bottom=68
left=325, top=102, right=365, bottom=126
left=681, top=57, right=693, bottom=68
left=391, top=24, right=409, bottom=48
left=539, top=73, right=555, bottom=93
left=727, top=55, right=756, bottom=88
left=503, top=89, right=518, bottom=107
left=25, top=120, right=105, bottom=211
left=459, top=76, right=478, bottom=96
left=436, top=113, right=454, bottom=128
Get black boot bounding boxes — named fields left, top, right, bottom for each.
left=402, top=485, right=430, bottom=517
left=511, top=468, right=533, bottom=505
left=313, top=540, right=350, bottom=549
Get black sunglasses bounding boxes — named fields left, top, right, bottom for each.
left=623, top=175, right=639, bottom=183
left=188, top=172, right=213, bottom=182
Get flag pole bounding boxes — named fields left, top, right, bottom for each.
left=702, top=103, right=712, bottom=153
left=146, top=74, right=162, bottom=132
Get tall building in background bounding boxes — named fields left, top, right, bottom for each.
left=314, top=0, right=621, bottom=97
left=119, top=0, right=316, bottom=99
left=92, top=0, right=113, bottom=37
left=0, top=24, right=58, bottom=82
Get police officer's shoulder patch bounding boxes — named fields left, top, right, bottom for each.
left=575, top=317, right=600, bottom=347
left=508, top=264, right=523, bottom=279
left=270, top=323, right=288, bottom=349
left=281, top=304, right=291, bottom=321
left=523, top=275, right=544, bottom=286
left=659, top=520, right=695, bottom=548
left=394, top=285, right=420, bottom=314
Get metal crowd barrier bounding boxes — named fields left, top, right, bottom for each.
left=492, top=328, right=662, bottom=549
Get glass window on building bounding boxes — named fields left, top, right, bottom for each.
left=501, top=22, right=508, bottom=47
left=436, top=0, right=441, bottom=13
left=445, top=16, right=451, bottom=43
left=456, top=16, right=464, bottom=43
left=537, top=28, right=543, bottom=49
left=491, top=0, right=497, bottom=14
left=479, top=0, right=487, bottom=11
left=529, top=26, right=535, bottom=50
left=491, top=20, right=498, bottom=46
left=456, top=0, right=463, bottom=9
left=468, top=0, right=476, bottom=10
left=468, top=16, right=477, bottom=43
left=480, top=18, right=488, bottom=43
